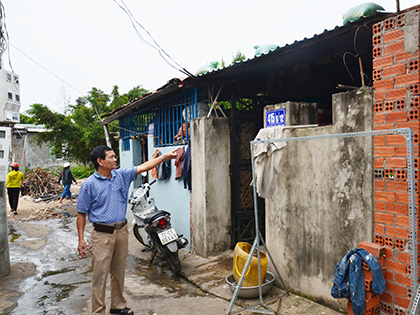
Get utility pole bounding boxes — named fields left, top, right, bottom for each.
left=0, top=1, right=20, bottom=277
left=0, top=181, right=9, bottom=276
left=0, top=0, right=8, bottom=277
left=0, top=128, right=12, bottom=277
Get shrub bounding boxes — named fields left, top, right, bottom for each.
left=70, top=165, right=95, bottom=179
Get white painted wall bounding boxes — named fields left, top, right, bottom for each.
left=119, top=135, right=191, bottom=250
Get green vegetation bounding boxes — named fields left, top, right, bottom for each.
left=23, top=85, right=148, bottom=166
left=219, top=98, right=253, bottom=111
left=69, top=164, right=95, bottom=179
left=23, top=48, right=245, bottom=167
left=231, top=48, right=246, bottom=64
left=39, top=165, right=94, bottom=179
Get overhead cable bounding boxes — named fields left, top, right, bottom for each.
left=9, top=43, right=84, bottom=96
left=0, top=1, right=13, bottom=72
left=112, top=0, right=194, bottom=77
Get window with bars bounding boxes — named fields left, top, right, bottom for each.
left=119, top=88, right=199, bottom=151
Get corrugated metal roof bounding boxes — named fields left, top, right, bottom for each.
left=13, top=123, right=49, bottom=133
left=102, top=10, right=392, bottom=124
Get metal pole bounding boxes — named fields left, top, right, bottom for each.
left=103, top=124, right=112, bottom=148
left=227, top=237, right=259, bottom=314
left=228, top=127, right=415, bottom=314
left=0, top=181, right=10, bottom=276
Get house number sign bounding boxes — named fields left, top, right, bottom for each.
left=266, top=108, right=285, bottom=127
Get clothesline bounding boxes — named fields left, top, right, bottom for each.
left=150, top=142, right=191, bottom=190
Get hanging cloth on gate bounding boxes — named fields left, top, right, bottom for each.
left=151, top=150, right=160, bottom=179
left=253, top=126, right=288, bottom=199
left=157, top=157, right=171, bottom=180
left=183, top=140, right=191, bottom=190
left=174, top=147, right=185, bottom=180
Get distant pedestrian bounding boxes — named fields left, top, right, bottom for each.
left=6, top=162, right=24, bottom=215
left=57, top=162, right=77, bottom=203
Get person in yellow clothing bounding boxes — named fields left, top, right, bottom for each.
left=6, top=162, right=24, bottom=215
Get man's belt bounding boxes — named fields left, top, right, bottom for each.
left=93, top=219, right=127, bottom=234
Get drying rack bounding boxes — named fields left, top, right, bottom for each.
left=226, top=137, right=289, bottom=315
left=227, top=128, right=418, bottom=315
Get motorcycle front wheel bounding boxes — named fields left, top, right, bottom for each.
left=160, top=243, right=182, bottom=276
left=133, top=224, right=150, bottom=248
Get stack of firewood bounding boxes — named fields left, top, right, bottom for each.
left=20, top=167, right=63, bottom=198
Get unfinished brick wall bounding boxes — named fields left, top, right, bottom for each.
left=373, top=7, right=420, bottom=314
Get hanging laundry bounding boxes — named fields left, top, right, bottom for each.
left=253, top=126, right=288, bottom=199
left=331, top=248, right=385, bottom=315
left=151, top=150, right=160, bottom=179
left=157, top=158, right=171, bottom=180
left=183, top=140, right=191, bottom=190
left=174, top=146, right=185, bottom=180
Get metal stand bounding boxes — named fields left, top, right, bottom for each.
left=409, top=284, right=420, bottom=315
left=226, top=141, right=289, bottom=315
left=227, top=128, right=417, bottom=315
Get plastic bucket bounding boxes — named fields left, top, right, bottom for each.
left=233, top=242, right=268, bottom=287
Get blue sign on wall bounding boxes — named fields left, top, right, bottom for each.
left=266, top=108, right=286, bottom=127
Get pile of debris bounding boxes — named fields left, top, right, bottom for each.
left=21, top=167, right=63, bottom=201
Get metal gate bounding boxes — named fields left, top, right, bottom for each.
left=230, top=96, right=265, bottom=247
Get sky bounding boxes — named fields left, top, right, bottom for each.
left=2, top=0, right=420, bottom=114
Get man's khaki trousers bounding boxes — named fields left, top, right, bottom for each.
left=90, top=225, right=128, bottom=315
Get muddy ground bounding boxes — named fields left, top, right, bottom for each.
left=2, top=179, right=345, bottom=315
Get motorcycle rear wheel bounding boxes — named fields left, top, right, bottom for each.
left=133, top=224, right=150, bottom=248
left=161, top=244, right=182, bottom=276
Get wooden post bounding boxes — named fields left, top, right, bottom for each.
left=359, top=57, right=365, bottom=87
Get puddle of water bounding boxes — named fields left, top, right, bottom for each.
left=59, top=217, right=73, bottom=232
left=8, top=224, right=21, bottom=243
left=133, top=256, right=206, bottom=297
left=8, top=218, right=92, bottom=315
left=37, top=281, right=77, bottom=305
left=35, top=267, right=76, bottom=281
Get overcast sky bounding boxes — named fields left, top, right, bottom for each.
left=2, top=0, right=419, bottom=114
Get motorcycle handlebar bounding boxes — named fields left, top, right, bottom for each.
left=149, top=180, right=157, bottom=186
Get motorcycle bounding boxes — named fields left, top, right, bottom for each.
left=128, top=179, right=188, bottom=275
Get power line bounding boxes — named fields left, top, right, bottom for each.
left=9, top=43, right=84, bottom=96
left=12, top=52, right=62, bottom=95
left=113, top=0, right=194, bottom=77
left=0, top=0, right=13, bottom=72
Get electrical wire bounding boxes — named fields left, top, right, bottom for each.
left=9, top=43, right=108, bottom=119
left=112, top=0, right=194, bottom=77
left=0, top=0, right=13, bottom=72
left=342, top=25, right=363, bottom=82
left=11, top=53, right=63, bottom=94
left=10, top=43, right=104, bottom=118
left=9, top=43, right=84, bottom=96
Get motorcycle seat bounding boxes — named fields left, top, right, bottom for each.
left=144, top=210, right=171, bottom=224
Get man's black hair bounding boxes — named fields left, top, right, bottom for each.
left=90, top=145, right=113, bottom=170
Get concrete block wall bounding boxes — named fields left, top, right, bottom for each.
left=372, top=7, right=420, bottom=314
left=191, top=117, right=231, bottom=257
left=265, top=88, right=374, bottom=311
